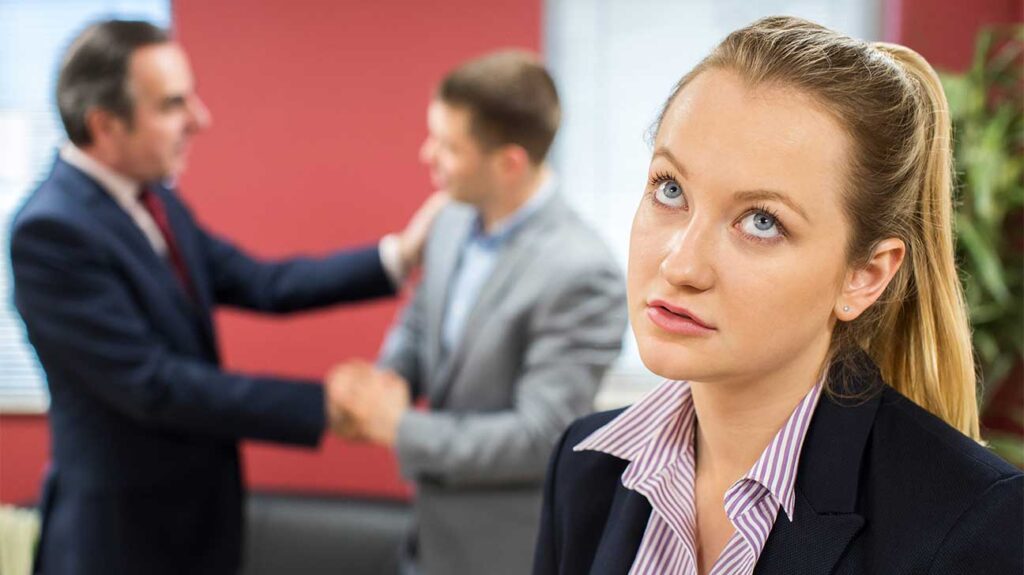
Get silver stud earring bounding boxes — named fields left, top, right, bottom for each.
left=843, top=305, right=851, bottom=312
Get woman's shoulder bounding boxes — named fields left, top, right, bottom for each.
left=860, top=386, right=1023, bottom=571
left=873, top=385, right=1021, bottom=482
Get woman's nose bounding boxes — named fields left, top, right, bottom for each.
left=659, top=217, right=716, bottom=291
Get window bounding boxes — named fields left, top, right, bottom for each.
left=544, top=0, right=881, bottom=406
left=0, top=0, right=171, bottom=412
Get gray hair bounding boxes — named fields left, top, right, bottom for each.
left=57, top=20, right=169, bottom=146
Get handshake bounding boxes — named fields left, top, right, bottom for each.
left=323, top=360, right=411, bottom=447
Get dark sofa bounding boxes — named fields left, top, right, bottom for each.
left=241, top=492, right=412, bottom=575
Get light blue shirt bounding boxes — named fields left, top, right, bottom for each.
left=441, top=176, right=556, bottom=355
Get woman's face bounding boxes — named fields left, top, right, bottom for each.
left=628, top=68, right=852, bottom=383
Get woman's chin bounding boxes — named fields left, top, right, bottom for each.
left=637, top=346, right=705, bottom=382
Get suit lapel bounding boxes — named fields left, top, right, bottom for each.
left=155, top=186, right=217, bottom=346
left=425, top=208, right=474, bottom=389
left=83, top=180, right=195, bottom=319
left=146, top=189, right=203, bottom=316
left=61, top=160, right=217, bottom=354
left=754, top=353, right=884, bottom=574
left=428, top=195, right=566, bottom=406
left=590, top=483, right=653, bottom=575
left=753, top=493, right=865, bottom=574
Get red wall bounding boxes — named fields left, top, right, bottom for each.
left=0, top=416, right=49, bottom=504
left=885, top=0, right=1022, bottom=71
left=0, top=0, right=540, bottom=504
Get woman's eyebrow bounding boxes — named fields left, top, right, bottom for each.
left=653, top=147, right=810, bottom=223
left=652, top=148, right=688, bottom=178
left=733, top=189, right=810, bottom=222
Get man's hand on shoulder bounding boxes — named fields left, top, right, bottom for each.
left=397, top=191, right=449, bottom=275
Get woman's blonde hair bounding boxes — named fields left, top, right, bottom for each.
left=656, top=16, right=979, bottom=439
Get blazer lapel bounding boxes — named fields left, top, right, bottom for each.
left=428, top=194, right=566, bottom=406
left=83, top=181, right=194, bottom=319
left=424, top=208, right=474, bottom=393
left=156, top=186, right=218, bottom=350
left=754, top=353, right=883, bottom=574
left=753, top=493, right=864, bottom=574
left=63, top=158, right=217, bottom=354
left=590, top=483, right=653, bottom=575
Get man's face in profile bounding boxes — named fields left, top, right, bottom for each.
left=110, top=42, right=211, bottom=182
left=419, top=99, right=497, bottom=206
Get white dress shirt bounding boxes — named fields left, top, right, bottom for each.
left=60, top=143, right=168, bottom=256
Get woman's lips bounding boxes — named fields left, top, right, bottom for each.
left=645, top=300, right=716, bottom=336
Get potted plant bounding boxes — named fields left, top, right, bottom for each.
left=940, top=25, right=1024, bottom=466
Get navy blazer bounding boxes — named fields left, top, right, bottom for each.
left=534, top=355, right=1023, bottom=574
left=10, top=157, right=396, bottom=575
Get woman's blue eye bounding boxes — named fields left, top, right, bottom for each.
left=740, top=210, right=782, bottom=239
left=654, top=179, right=686, bottom=208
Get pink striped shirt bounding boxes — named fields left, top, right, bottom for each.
left=574, top=378, right=823, bottom=575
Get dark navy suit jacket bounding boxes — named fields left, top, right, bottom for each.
left=10, top=157, right=396, bottom=575
left=534, top=355, right=1023, bottom=574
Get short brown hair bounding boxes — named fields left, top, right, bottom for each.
left=438, top=50, right=560, bottom=164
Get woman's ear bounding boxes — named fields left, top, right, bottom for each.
left=835, top=238, right=906, bottom=321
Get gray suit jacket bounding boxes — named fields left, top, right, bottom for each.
left=378, top=191, right=628, bottom=575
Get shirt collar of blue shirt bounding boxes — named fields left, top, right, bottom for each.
left=468, top=173, right=557, bottom=248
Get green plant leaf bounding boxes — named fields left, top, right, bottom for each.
left=948, top=25, right=1021, bottom=434
left=957, top=216, right=1013, bottom=304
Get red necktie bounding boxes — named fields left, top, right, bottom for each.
left=139, top=187, right=197, bottom=301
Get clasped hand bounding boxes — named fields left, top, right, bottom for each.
left=324, top=360, right=410, bottom=446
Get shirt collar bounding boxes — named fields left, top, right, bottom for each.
left=576, top=374, right=824, bottom=522
left=60, top=143, right=144, bottom=207
left=574, top=379, right=691, bottom=464
left=470, top=172, right=556, bottom=246
left=738, top=380, right=823, bottom=520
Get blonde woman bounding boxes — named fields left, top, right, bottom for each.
left=533, top=16, right=1022, bottom=575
